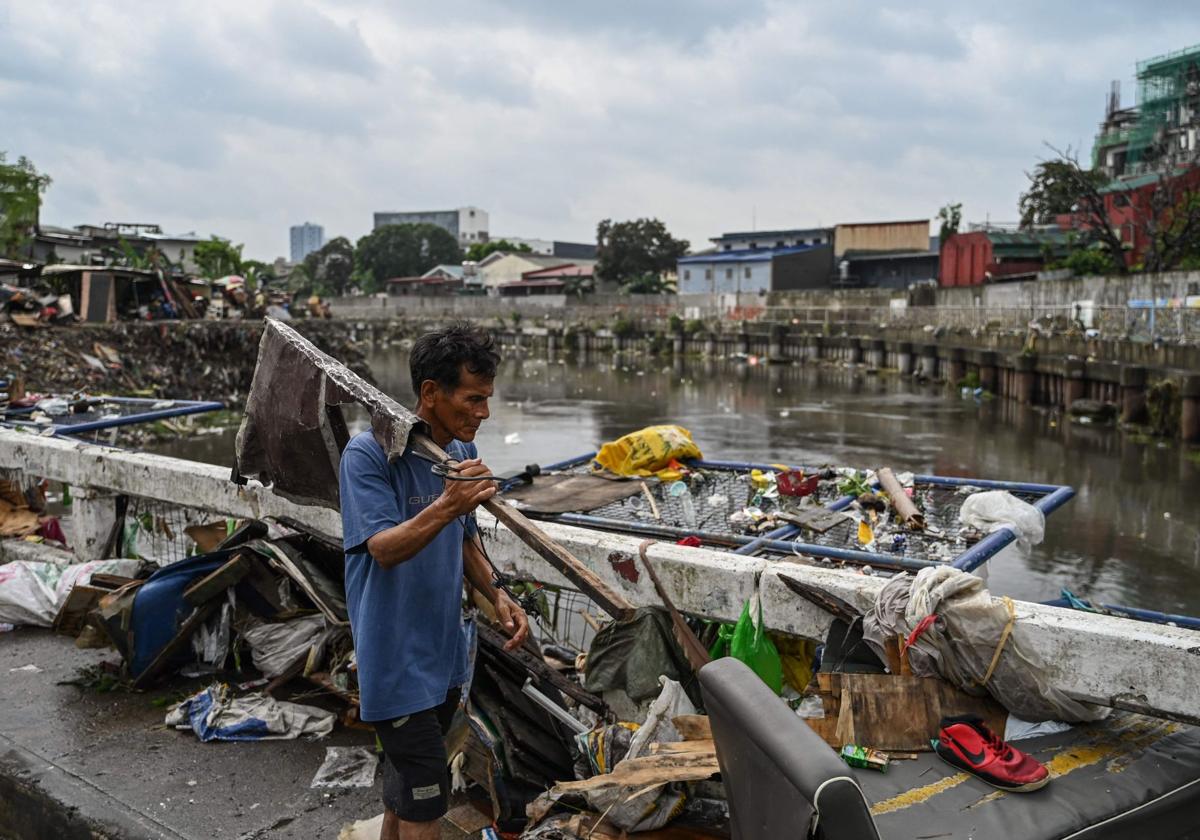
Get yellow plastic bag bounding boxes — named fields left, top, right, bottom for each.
left=773, top=635, right=818, bottom=694
left=593, top=425, right=702, bottom=480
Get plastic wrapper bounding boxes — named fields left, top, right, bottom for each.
left=959, top=490, right=1045, bottom=550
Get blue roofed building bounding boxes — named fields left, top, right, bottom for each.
left=677, top=243, right=835, bottom=294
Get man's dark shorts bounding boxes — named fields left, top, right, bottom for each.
left=374, top=688, right=461, bottom=822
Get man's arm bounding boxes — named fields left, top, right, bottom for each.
left=366, top=458, right=496, bottom=569
left=463, top=534, right=530, bottom=651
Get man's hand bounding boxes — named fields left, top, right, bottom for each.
left=495, top=591, right=530, bottom=652
left=435, top=457, right=497, bottom=520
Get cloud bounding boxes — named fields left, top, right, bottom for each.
left=2, top=0, right=1199, bottom=259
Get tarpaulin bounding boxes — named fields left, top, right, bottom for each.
left=233, top=318, right=421, bottom=510
left=165, top=682, right=335, bottom=741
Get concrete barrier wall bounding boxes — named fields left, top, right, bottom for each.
left=331, top=271, right=1200, bottom=326
left=4, top=429, right=1197, bottom=725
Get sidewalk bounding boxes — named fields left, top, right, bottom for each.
left=0, top=628, right=467, bottom=839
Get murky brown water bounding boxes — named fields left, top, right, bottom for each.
left=149, top=346, right=1200, bottom=617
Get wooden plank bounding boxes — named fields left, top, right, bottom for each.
left=638, top=540, right=712, bottom=670
left=132, top=601, right=220, bottom=688
left=413, top=429, right=634, bottom=619
left=801, top=672, right=1007, bottom=752
left=476, top=622, right=606, bottom=713
left=777, top=573, right=861, bottom=623
left=553, top=752, right=719, bottom=794
left=183, top=553, right=252, bottom=605
left=672, top=714, right=713, bottom=741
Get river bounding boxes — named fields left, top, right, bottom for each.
left=150, top=346, right=1200, bottom=617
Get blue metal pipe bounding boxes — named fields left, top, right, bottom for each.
left=733, top=524, right=796, bottom=555
left=1041, top=597, right=1200, bottom=631
left=951, top=527, right=1016, bottom=572
left=543, top=511, right=929, bottom=573
left=53, top=401, right=225, bottom=435
left=952, top=485, right=1076, bottom=572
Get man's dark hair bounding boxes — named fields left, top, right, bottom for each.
left=410, top=322, right=500, bottom=397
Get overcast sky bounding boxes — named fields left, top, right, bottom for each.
left=3, top=2, right=1198, bottom=261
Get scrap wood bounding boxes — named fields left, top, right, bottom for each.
left=877, top=467, right=925, bottom=530
left=671, top=714, right=713, bottom=741
left=775, top=506, right=849, bottom=534
left=777, top=574, right=862, bottom=623
left=637, top=540, right=712, bottom=671
left=649, top=739, right=715, bottom=755
left=552, top=752, right=719, bottom=795
left=477, top=622, right=606, bottom=713
left=183, top=553, right=252, bottom=605
left=640, top=480, right=661, bottom=520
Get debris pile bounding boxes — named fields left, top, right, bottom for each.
left=0, top=320, right=371, bottom=407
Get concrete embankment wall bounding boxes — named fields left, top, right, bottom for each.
left=341, top=317, right=1200, bottom=442
left=330, top=271, right=1200, bottom=323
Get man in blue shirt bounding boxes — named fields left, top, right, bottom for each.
left=339, top=323, right=529, bottom=840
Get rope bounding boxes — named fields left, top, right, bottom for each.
left=977, top=596, right=1016, bottom=687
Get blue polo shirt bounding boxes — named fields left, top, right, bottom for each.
left=339, top=431, right=475, bottom=721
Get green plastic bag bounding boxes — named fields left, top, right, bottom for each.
left=709, top=599, right=784, bottom=695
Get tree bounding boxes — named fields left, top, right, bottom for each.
left=0, top=152, right=51, bottom=259
left=621, top=272, right=677, bottom=294
left=465, top=239, right=532, bottom=262
left=193, top=236, right=244, bottom=279
left=302, top=236, right=355, bottom=296
left=1039, top=140, right=1200, bottom=275
left=936, top=203, right=961, bottom=244
left=1019, top=161, right=1107, bottom=229
left=241, top=259, right=277, bottom=291
left=595, top=218, right=689, bottom=289
left=354, top=223, right=461, bottom=293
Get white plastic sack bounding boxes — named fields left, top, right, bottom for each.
left=239, top=614, right=327, bottom=678
left=959, top=490, right=1044, bottom=550
left=0, top=559, right=141, bottom=627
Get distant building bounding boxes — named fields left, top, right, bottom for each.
left=32, top=223, right=207, bottom=274
left=290, top=223, right=325, bottom=263
left=711, top=227, right=831, bottom=252
left=1093, top=44, right=1200, bottom=179
left=421, top=264, right=465, bottom=282
left=373, top=207, right=489, bottom=247
left=386, top=275, right=463, bottom=297
left=833, top=220, right=930, bottom=257
left=939, top=225, right=1071, bottom=287
left=834, top=220, right=937, bottom=289
left=495, top=237, right=598, bottom=259
left=476, top=252, right=596, bottom=294
left=677, top=245, right=834, bottom=294
left=499, top=263, right=595, bottom=297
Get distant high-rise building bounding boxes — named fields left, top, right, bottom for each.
left=372, top=207, right=488, bottom=247
left=290, top=222, right=325, bottom=263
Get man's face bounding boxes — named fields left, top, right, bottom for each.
left=425, top=367, right=493, bottom=443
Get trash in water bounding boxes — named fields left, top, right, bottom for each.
left=9, top=663, right=42, bottom=673
left=504, top=432, right=522, bottom=445
left=311, top=746, right=379, bottom=788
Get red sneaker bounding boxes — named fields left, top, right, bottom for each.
left=933, top=716, right=1049, bottom=792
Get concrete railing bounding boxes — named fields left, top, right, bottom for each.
left=2, top=428, right=1198, bottom=725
